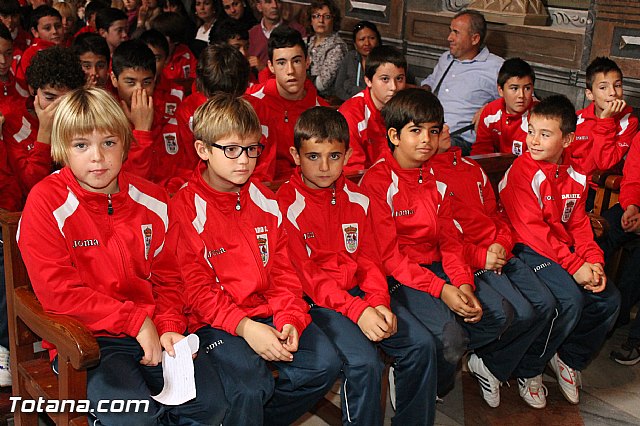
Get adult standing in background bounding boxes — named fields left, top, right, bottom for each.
left=307, top=0, right=346, bottom=98
left=421, top=10, right=503, bottom=156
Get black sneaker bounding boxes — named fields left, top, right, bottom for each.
left=611, top=339, right=640, bottom=365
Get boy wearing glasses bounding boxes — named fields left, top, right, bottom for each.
left=169, top=93, right=341, bottom=426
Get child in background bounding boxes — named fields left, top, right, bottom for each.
left=171, top=43, right=250, bottom=173
left=151, top=12, right=197, bottom=89
left=16, top=5, right=62, bottom=86
left=277, top=106, right=437, bottom=424
left=499, top=95, right=620, bottom=405
left=17, top=87, right=227, bottom=425
left=72, top=32, right=110, bottom=88
left=471, top=57, right=537, bottom=157
left=169, top=93, right=341, bottom=425
left=246, top=26, right=327, bottom=181
left=96, top=7, right=128, bottom=54
left=338, top=45, right=406, bottom=173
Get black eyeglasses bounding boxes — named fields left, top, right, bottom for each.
left=206, top=142, right=265, bottom=159
left=311, top=13, right=333, bottom=20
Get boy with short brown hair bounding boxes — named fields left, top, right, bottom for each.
left=499, top=95, right=621, bottom=405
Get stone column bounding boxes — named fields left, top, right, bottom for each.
left=467, top=0, right=549, bottom=25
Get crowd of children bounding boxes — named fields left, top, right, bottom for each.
left=0, top=1, right=639, bottom=425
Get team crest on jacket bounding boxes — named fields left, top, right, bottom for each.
left=164, top=133, right=178, bottom=155
left=257, top=233, right=269, bottom=266
left=342, top=223, right=358, bottom=253
left=512, top=141, right=523, bottom=156
left=142, top=224, right=152, bottom=259
left=562, top=199, right=577, bottom=222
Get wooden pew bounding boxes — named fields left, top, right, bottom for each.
left=1, top=211, right=99, bottom=426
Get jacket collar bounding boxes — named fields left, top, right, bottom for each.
left=289, top=167, right=345, bottom=204
left=60, top=166, right=130, bottom=213
left=190, top=161, right=250, bottom=213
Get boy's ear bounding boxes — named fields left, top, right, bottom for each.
left=305, top=55, right=310, bottom=70
left=289, top=146, right=301, bottom=166
left=585, top=88, right=594, bottom=102
left=364, top=75, right=372, bottom=89
left=267, top=60, right=275, bottom=75
left=497, top=84, right=504, bottom=98
left=98, top=28, right=107, bottom=38
left=387, top=127, right=400, bottom=147
left=562, top=132, right=575, bottom=149
left=343, top=147, right=353, bottom=165
left=110, top=72, right=118, bottom=88
left=195, top=140, right=211, bottom=161
left=30, top=27, right=39, bottom=39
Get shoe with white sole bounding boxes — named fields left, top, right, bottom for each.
left=0, top=345, right=11, bottom=387
left=467, top=353, right=500, bottom=408
left=518, top=375, right=547, bottom=409
left=548, top=353, right=580, bottom=404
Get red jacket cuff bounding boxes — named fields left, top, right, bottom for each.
left=274, top=312, right=311, bottom=336
left=125, top=307, right=149, bottom=338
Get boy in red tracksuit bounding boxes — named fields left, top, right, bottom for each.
left=361, top=88, right=512, bottom=397
left=471, top=58, right=537, bottom=157
left=0, top=0, right=31, bottom=68
left=17, top=87, right=227, bottom=425
left=169, top=93, right=341, bottom=426
left=15, top=5, right=62, bottom=88
left=170, top=43, right=251, bottom=174
left=150, top=12, right=196, bottom=88
left=339, top=45, right=406, bottom=174
left=3, top=46, right=85, bottom=200
left=499, top=95, right=620, bottom=405
left=430, top=143, right=555, bottom=409
left=568, top=57, right=638, bottom=209
left=110, top=39, right=187, bottom=192
left=277, top=107, right=437, bottom=425
left=245, top=26, right=327, bottom=182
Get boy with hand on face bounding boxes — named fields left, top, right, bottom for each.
left=338, top=45, right=407, bottom=173
left=277, top=106, right=438, bottom=425
left=471, top=57, right=537, bottom=157
left=499, top=95, right=621, bottom=405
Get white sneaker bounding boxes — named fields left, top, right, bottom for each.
left=0, top=345, right=11, bottom=387
left=467, top=353, right=500, bottom=408
left=548, top=353, right=580, bottom=404
left=518, top=375, right=548, bottom=409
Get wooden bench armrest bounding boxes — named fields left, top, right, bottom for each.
left=592, top=170, right=623, bottom=190
left=14, top=288, right=100, bottom=370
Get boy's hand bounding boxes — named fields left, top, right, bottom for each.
left=236, top=318, right=293, bottom=362
left=438, top=124, right=451, bottom=153
left=459, top=284, right=483, bottom=323
left=573, top=262, right=597, bottom=287
left=375, top=305, right=397, bottom=336
left=357, top=306, right=390, bottom=342
left=160, top=332, right=186, bottom=358
left=34, top=94, right=64, bottom=145
left=441, top=284, right=482, bottom=323
left=485, top=243, right=507, bottom=272
left=122, top=88, right=154, bottom=131
left=599, top=99, right=627, bottom=119
left=584, top=262, right=607, bottom=293
left=621, top=205, right=640, bottom=233
left=248, top=56, right=261, bottom=70
left=136, top=316, right=162, bottom=366
left=279, top=324, right=299, bottom=353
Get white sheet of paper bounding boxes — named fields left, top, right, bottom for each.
left=151, top=334, right=200, bottom=406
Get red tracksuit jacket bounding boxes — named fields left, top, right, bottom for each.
left=429, top=147, right=514, bottom=270
left=276, top=169, right=390, bottom=324
left=498, top=152, right=604, bottom=274
left=359, top=150, right=474, bottom=298
left=471, top=97, right=535, bottom=156
left=170, top=90, right=207, bottom=172
left=338, top=87, right=388, bottom=174
left=245, top=79, right=326, bottom=181
left=18, top=167, right=186, bottom=357
left=1, top=99, right=52, bottom=197
left=569, top=103, right=637, bottom=177
left=620, top=132, right=640, bottom=210
left=169, top=163, right=311, bottom=335
left=161, top=43, right=197, bottom=83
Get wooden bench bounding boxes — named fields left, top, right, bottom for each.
left=1, top=211, right=100, bottom=426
